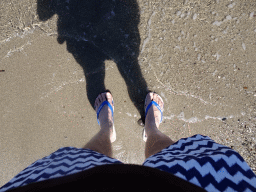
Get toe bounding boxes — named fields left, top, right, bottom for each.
left=153, top=93, right=157, bottom=102
left=106, top=92, right=111, bottom=101
left=145, top=92, right=153, bottom=108
left=99, top=93, right=104, bottom=102
left=153, top=93, right=159, bottom=109
left=94, top=93, right=104, bottom=111
left=94, top=96, right=99, bottom=110
left=106, top=92, right=114, bottom=107
left=154, top=93, right=164, bottom=110
left=103, top=92, right=111, bottom=103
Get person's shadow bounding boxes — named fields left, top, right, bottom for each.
left=37, top=0, right=150, bottom=126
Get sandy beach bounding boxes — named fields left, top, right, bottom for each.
left=0, top=0, right=255, bottom=187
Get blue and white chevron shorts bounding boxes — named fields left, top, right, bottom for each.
left=1, top=134, right=255, bottom=192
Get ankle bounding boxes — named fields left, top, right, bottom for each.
left=100, top=121, right=113, bottom=130
left=145, top=110, right=160, bottom=128
left=145, top=123, right=159, bottom=137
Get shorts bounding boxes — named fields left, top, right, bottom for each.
left=1, top=134, right=255, bottom=192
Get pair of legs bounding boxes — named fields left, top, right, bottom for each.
left=84, top=92, right=175, bottom=159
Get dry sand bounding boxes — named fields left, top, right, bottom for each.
left=0, top=0, right=256, bottom=187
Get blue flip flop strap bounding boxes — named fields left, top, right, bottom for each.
left=145, top=101, right=163, bottom=123
left=97, top=100, right=114, bottom=125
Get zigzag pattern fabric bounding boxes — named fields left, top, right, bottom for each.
left=0, top=147, right=123, bottom=192
left=1, top=135, right=256, bottom=192
left=143, top=134, right=256, bottom=192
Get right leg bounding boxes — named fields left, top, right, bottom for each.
left=144, top=92, right=175, bottom=159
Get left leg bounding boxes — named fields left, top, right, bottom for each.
left=83, top=125, right=113, bottom=157
left=83, top=92, right=115, bottom=157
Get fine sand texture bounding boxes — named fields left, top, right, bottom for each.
left=0, top=0, right=255, bottom=187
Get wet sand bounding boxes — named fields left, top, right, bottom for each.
left=0, top=0, right=256, bottom=187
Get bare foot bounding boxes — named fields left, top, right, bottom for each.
left=94, top=92, right=115, bottom=141
left=144, top=92, right=164, bottom=129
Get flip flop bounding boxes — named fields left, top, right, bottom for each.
left=143, top=92, right=164, bottom=142
left=96, top=90, right=116, bottom=143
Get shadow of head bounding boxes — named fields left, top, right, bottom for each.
left=37, top=0, right=141, bottom=60
left=38, top=0, right=119, bottom=23
left=37, top=0, right=148, bottom=126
